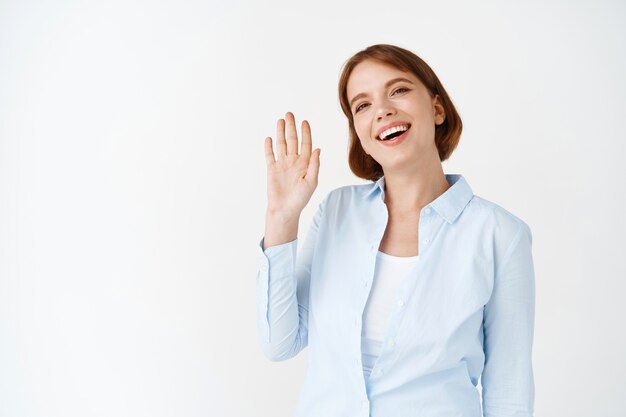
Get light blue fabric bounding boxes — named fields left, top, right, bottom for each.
left=256, top=174, right=535, bottom=417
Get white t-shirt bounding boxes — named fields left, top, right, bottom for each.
left=361, top=250, right=419, bottom=378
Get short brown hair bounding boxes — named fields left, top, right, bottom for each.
left=338, top=44, right=463, bottom=181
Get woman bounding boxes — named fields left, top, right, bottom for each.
left=256, top=44, right=535, bottom=417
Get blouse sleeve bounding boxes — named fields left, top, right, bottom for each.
left=255, top=197, right=326, bottom=362
left=481, top=221, right=536, bottom=417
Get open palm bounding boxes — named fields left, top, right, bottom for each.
left=264, top=112, right=321, bottom=216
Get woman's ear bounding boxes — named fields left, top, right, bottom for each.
left=433, top=94, right=446, bottom=125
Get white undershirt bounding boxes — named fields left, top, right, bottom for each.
left=361, top=250, right=419, bottom=378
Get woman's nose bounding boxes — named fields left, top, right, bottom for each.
left=376, top=102, right=396, bottom=121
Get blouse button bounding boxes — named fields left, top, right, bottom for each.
left=424, top=207, right=431, bottom=214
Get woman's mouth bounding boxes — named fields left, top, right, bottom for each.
left=376, top=124, right=411, bottom=146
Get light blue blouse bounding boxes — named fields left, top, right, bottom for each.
left=256, top=174, right=535, bottom=417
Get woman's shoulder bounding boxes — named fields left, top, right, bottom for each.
left=328, top=181, right=375, bottom=196
left=310, top=183, right=377, bottom=223
left=320, top=182, right=378, bottom=207
left=466, top=193, right=532, bottom=240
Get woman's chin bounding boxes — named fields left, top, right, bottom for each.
left=378, top=156, right=415, bottom=172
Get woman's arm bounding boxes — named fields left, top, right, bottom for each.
left=481, top=222, right=536, bottom=417
left=256, top=198, right=326, bottom=361
left=256, top=112, right=321, bottom=361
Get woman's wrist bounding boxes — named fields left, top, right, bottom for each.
left=263, top=211, right=300, bottom=250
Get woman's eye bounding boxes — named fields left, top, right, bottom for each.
left=355, top=103, right=369, bottom=113
left=393, top=87, right=409, bottom=95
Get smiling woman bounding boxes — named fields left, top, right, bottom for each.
left=257, top=44, right=535, bottom=417
left=339, top=44, right=463, bottom=181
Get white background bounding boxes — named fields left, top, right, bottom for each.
left=1, top=0, right=625, bottom=416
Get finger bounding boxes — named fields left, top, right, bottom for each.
left=306, top=148, right=321, bottom=184
left=301, top=120, right=312, bottom=160
left=285, top=112, right=299, bottom=155
left=264, top=137, right=275, bottom=166
left=276, top=118, right=287, bottom=158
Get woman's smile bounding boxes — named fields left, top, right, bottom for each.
left=376, top=122, right=411, bottom=140
left=377, top=125, right=411, bottom=146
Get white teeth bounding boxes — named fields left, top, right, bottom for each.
left=379, top=124, right=409, bottom=140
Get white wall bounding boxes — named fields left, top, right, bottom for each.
left=1, top=0, right=624, bottom=416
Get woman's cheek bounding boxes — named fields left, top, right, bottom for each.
left=356, top=132, right=373, bottom=155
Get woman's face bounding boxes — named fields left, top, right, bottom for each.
left=346, top=59, right=445, bottom=173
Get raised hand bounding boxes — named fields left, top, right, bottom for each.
left=263, top=112, right=321, bottom=249
left=264, top=112, right=321, bottom=216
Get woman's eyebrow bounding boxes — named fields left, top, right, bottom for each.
left=349, top=77, right=415, bottom=108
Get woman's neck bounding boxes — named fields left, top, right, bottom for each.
left=382, top=165, right=451, bottom=212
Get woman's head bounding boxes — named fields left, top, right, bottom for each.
left=338, top=44, right=462, bottom=181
